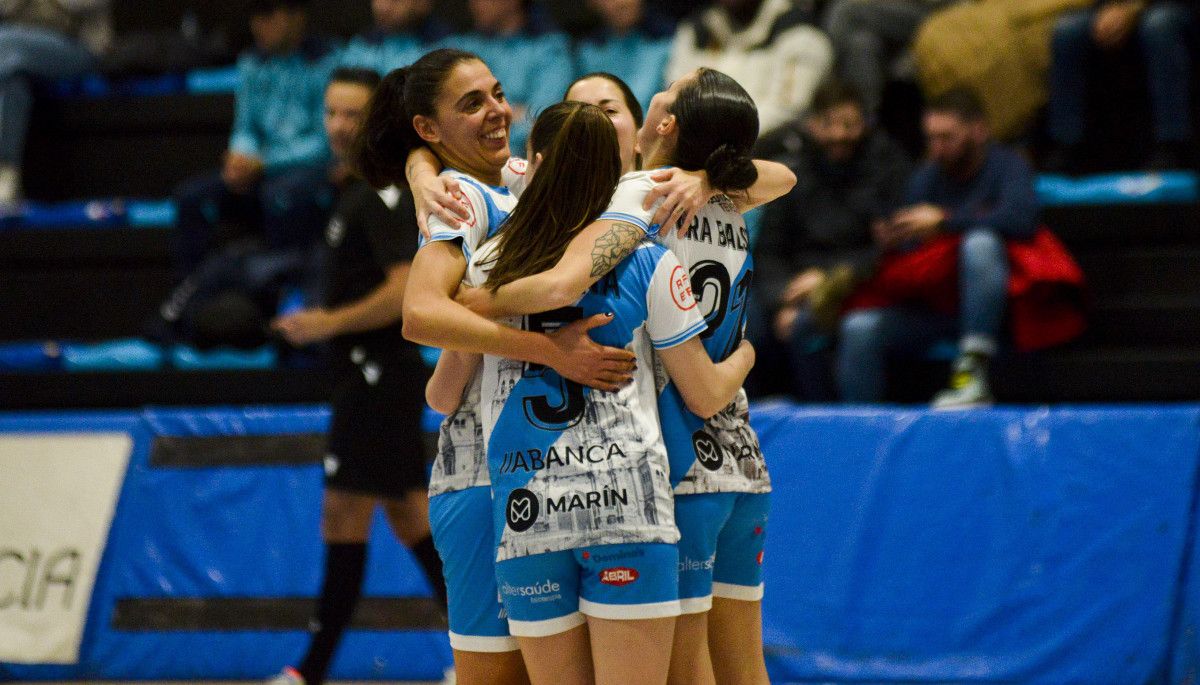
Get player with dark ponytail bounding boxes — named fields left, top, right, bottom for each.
left=351, top=48, right=636, bottom=685
left=456, top=68, right=794, bottom=685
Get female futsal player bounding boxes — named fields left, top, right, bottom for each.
left=454, top=70, right=792, bottom=685
left=353, top=48, right=637, bottom=685
left=446, top=100, right=757, bottom=685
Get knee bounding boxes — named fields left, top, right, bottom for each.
left=838, top=310, right=884, bottom=350
left=960, top=228, right=1005, bottom=263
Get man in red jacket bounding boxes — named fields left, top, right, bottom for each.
left=836, top=88, right=1039, bottom=408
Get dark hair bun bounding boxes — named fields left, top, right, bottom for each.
left=704, top=144, right=758, bottom=192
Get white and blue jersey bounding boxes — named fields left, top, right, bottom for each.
left=470, top=239, right=706, bottom=562
left=426, top=162, right=525, bottom=497
left=600, top=171, right=770, bottom=495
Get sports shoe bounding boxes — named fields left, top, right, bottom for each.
left=265, top=666, right=305, bottom=685
left=932, top=355, right=993, bottom=410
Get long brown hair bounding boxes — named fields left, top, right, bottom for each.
left=482, top=102, right=622, bottom=292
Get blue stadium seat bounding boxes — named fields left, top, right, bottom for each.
left=1037, top=171, right=1199, bottom=206
left=170, top=344, right=278, bottom=370
left=62, top=338, right=165, bottom=371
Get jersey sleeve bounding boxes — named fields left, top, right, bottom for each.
left=364, top=185, right=419, bottom=268
left=645, top=248, right=707, bottom=349
left=599, top=173, right=662, bottom=234
left=419, top=177, right=489, bottom=256
left=501, top=157, right=529, bottom=199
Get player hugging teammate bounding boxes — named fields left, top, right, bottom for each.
left=359, top=46, right=795, bottom=685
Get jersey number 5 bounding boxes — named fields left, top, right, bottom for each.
left=523, top=307, right=587, bottom=431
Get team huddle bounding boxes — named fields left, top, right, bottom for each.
left=357, top=48, right=796, bottom=685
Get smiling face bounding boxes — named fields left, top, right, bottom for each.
left=414, top=59, right=513, bottom=185
left=566, top=76, right=639, bottom=173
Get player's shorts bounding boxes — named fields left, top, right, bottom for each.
left=675, top=491, right=770, bottom=613
left=429, top=486, right=518, bottom=652
left=325, top=347, right=427, bottom=498
left=496, top=542, right=680, bottom=638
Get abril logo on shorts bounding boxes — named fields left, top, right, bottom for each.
left=599, top=567, right=639, bottom=586
left=506, top=488, right=539, bottom=532
left=692, top=430, right=723, bottom=471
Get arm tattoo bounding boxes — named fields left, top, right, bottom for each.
left=590, top=222, right=643, bottom=278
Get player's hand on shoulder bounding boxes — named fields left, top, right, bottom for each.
left=412, top=173, right=468, bottom=240
left=648, top=167, right=713, bottom=237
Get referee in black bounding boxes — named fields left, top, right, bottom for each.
left=268, top=67, right=447, bottom=685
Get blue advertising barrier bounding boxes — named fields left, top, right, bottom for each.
left=0, top=408, right=450, bottom=682
left=3, top=404, right=1200, bottom=683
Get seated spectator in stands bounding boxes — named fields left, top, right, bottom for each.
left=751, top=80, right=911, bottom=400
left=445, top=0, right=573, bottom=154
left=339, top=0, right=451, bottom=74
left=574, top=0, right=675, bottom=111
left=0, top=0, right=111, bottom=208
left=1045, top=0, right=1195, bottom=172
left=666, top=0, right=833, bottom=140
left=823, top=0, right=958, bottom=115
left=837, top=88, right=1038, bottom=408
left=172, top=0, right=338, bottom=274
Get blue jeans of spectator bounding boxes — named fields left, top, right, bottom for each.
left=1048, top=2, right=1194, bottom=145
left=173, top=165, right=334, bottom=273
left=836, top=228, right=1008, bottom=402
left=0, top=26, right=96, bottom=165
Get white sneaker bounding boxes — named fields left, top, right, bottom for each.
left=0, top=165, right=21, bottom=209
left=932, top=355, right=994, bottom=410
left=265, top=666, right=305, bottom=685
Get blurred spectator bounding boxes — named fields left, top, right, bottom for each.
left=172, top=0, right=338, bottom=275
left=751, top=80, right=911, bottom=400
left=913, top=0, right=1090, bottom=142
left=574, top=0, right=675, bottom=111
left=837, top=89, right=1038, bottom=408
left=666, top=0, right=833, bottom=139
left=339, top=0, right=452, bottom=74
left=1045, top=0, right=1196, bottom=172
left=823, top=0, right=958, bottom=115
left=446, top=0, right=573, bottom=154
left=0, top=0, right=111, bottom=208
